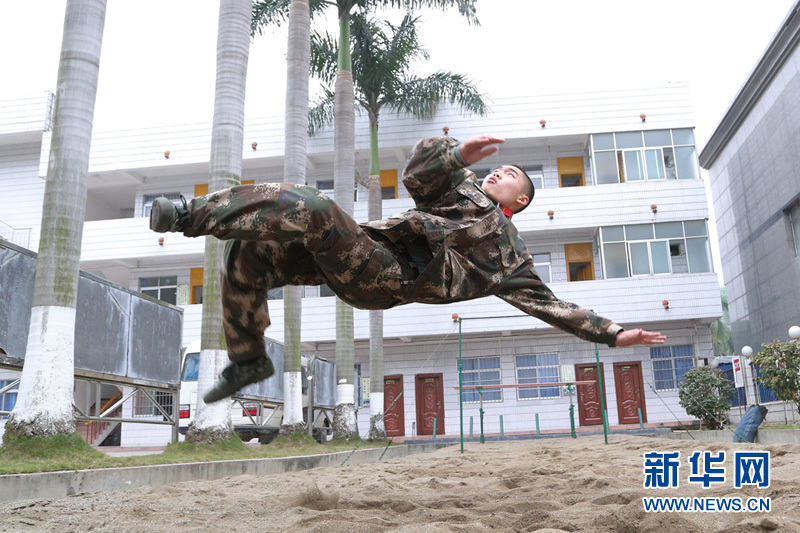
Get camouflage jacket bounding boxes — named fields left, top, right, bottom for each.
left=364, top=136, right=623, bottom=347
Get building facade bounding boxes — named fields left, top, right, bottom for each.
left=1, top=84, right=721, bottom=445
left=699, top=1, right=800, bottom=356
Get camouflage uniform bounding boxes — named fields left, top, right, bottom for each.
left=184, top=136, right=622, bottom=364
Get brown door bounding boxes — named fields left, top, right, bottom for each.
left=575, top=363, right=606, bottom=426
left=384, top=375, right=405, bottom=437
left=415, top=373, right=444, bottom=436
left=614, top=362, right=647, bottom=425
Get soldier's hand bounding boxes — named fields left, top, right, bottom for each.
left=616, top=328, right=667, bottom=347
left=459, top=136, right=505, bottom=165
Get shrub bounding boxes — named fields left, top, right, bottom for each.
left=678, top=367, right=735, bottom=429
left=751, top=340, right=800, bottom=413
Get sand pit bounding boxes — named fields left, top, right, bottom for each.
left=1, top=434, right=799, bottom=532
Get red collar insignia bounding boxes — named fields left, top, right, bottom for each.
left=501, top=206, right=513, bottom=219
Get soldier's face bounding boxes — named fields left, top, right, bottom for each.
left=481, top=165, right=530, bottom=211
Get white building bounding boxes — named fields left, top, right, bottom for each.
left=0, top=84, right=722, bottom=445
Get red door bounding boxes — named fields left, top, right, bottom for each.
left=384, top=375, right=405, bottom=437
left=575, top=363, right=606, bottom=426
left=415, top=374, right=444, bottom=436
left=614, top=362, right=647, bottom=425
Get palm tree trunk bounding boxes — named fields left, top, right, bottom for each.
left=332, top=9, right=358, bottom=440
left=187, top=0, right=251, bottom=444
left=279, top=0, right=311, bottom=438
left=5, top=0, right=106, bottom=439
left=366, top=118, right=386, bottom=440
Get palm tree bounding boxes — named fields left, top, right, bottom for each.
left=253, top=0, right=478, bottom=441
left=278, top=0, right=312, bottom=437
left=309, top=12, right=486, bottom=439
left=186, top=0, right=252, bottom=444
left=5, top=0, right=107, bottom=438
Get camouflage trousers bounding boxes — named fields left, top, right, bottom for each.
left=185, top=183, right=415, bottom=363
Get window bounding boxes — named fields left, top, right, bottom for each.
left=533, top=253, right=551, bottom=284
left=140, top=276, right=178, bottom=305
left=460, top=356, right=501, bottom=402
left=143, top=193, right=181, bottom=217
left=380, top=169, right=398, bottom=200
left=194, top=180, right=254, bottom=198
left=789, top=204, right=800, bottom=256
left=316, top=180, right=357, bottom=202
left=319, top=284, right=336, bottom=298
left=650, top=345, right=695, bottom=391
left=515, top=352, right=560, bottom=400
left=565, top=243, right=595, bottom=281
left=557, top=157, right=585, bottom=187
left=0, top=379, right=18, bottom=418
left=600, top=221, right=711, bottom=278
left=133, top=389, right=174, bottom=418
left=591, top=129, right=697, bottom=184
left=181, top=352, right=199, bottom=381
left=190, top=267, right=203, bottom=305
left=528, top=166, right=544, bottom=191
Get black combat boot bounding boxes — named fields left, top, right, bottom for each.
left=203, top=357, right=275, bottom=403
left=149, top=196, right=190, bottom=233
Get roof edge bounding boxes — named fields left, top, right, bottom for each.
left=699, top=1, right=800, bottom=169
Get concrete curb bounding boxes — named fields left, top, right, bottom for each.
left=642, top=429, right=800, bottom=445
left=0, top=442, right=453, bottom=504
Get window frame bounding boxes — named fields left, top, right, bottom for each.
left=532, top=253, right=552, bottom=284
left=514, top=353, right=561, bottom=400
left=600, top=221, right=711, bottom=279
left=789, top=203, right=800, bottom=256
left=460, top=356, right=502, bottom=403
left=650, top=345, right=695, bottom=391
left=142, top=193, right=181, bottom=218
left=591, top=129, right=697, bottom=184
left=132, top=389, right=174, bottom=418
left=139, top=275, right=179, bottom=305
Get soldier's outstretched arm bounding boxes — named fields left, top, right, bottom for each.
left=497, top=284, right=666, bottom=348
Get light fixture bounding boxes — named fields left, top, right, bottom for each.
left=742, top=345, right=753, bottom=357
left=539, top=119, right=546, bottom=128
left=709, top=357, right=719, bottom=368
left=790, top=326, right=800, bottom=339
left=651, top=204, right=658, bottom=214
left=547, top=210, right=554, bottom=219
left=662, top=300, right=670, bottom=310
left=251, top=141, right=258, bottom=150
left=640, top=114, right=647, bottom=122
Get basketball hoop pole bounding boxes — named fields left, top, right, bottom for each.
left=458, top=317, right=464, bottom=453
left=596, top=342, right=609, bottom=445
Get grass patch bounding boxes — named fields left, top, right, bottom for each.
left=0, top=432, right=117, bottom=474
left=0, top=430, right=393, bottom=474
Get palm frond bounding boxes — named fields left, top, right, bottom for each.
left=392, top=71, right=488, bottom=120
left=251, top=0, right=331, bottom=36
left=310, top=29, right=339, bottom=86
left=307, top=89, right=336, bottom=136
left=363, top=0, right=478, bottom=25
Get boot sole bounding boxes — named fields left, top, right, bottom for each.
left=149, top=198, right=174, bottom=233
left=203, top=359, right=275, bottom=404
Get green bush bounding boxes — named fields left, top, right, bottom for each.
left=678, top=367, right=735, bottom=429
left=752, top=340, right=800, bottom=413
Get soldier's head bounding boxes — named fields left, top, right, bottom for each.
left=481, top=165, right=535, bottom=213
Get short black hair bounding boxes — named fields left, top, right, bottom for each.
left=510, top=164, right=535, bottom=213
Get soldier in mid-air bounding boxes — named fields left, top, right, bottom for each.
left=150, top=135, right=667, bottom=403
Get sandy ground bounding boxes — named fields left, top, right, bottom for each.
left=1, top=434, right=798, bottom=533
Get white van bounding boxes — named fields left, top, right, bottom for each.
left=178, top=339, right=334, bottom=443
